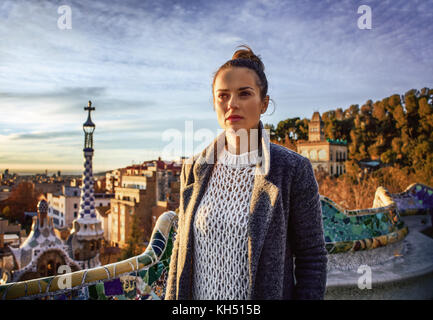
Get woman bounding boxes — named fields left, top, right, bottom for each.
left=165, top=45, right=327, bottom=300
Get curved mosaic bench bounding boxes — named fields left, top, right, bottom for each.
left=321, top=196, right=408, bottom=254
left=373, top=183, right=433, bottom=217
left=0, top=211, right=177, bottom=300
left=3, top=182, right=429, bottom=300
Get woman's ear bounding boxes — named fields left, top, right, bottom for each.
left=262, top=95, right=270, bottom=113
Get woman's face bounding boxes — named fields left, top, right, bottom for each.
left=213, top=67, right=268, bottom=132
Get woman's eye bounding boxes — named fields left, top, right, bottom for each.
left=219, top=94, right=227, bottom=98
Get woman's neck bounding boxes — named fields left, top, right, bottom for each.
left=225, top=125, right=260, bottom=155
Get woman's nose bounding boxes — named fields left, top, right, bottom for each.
left=228, top=96, right=239, bottom=109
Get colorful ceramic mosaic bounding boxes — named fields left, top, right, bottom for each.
left=0, top=211, right=177, bottom=300
left=325, top=138, right=347, bottom=145
left=2, top=182, right=431, bottom=300
left=385, top=183, right=433, bottom=216
left=321, top=195, right=408, bottom=254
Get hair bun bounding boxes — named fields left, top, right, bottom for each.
left=231, top=44, right=265, bottom=72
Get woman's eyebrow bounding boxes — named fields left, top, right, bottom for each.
left=216, top=86, right=254, bottom=92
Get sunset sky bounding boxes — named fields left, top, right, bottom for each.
left=1, top=0, right=432, bottom=174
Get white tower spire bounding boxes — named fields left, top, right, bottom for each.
left=67, top=101, right=103, bottom=268
left=76, top=101, right=103, bottom=239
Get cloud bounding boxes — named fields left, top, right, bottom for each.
left=0, top=0, right=432, bottom=171
left=0, top=87, right=106, bottom=100
left=9, top=130, right=81, bottom=141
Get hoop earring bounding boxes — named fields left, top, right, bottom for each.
left=262, top=99, right=276, bottom=116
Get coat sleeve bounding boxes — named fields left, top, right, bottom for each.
left=288, top=157, right=328, bottom=300
left=164, top=163, right=187, bottom=300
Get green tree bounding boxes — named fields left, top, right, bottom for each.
left=121, top=213, right=143, bottom=260
left=347, top=104, right=360, bottom=118
left=263, top=123, right=276, bottom=140
left=295, top=118, right=309, bottom=140
left=275, top=118, right=300, bottom=142
left=265, top=87, right=433, bottom=186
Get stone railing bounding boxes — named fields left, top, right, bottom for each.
left=2, top=183, right=431, bottom=300
left=0, top=211, right=177, bottom=300
left=321, top=195, right=408, bottom=254
left=375, top=183, right=433, bottom=216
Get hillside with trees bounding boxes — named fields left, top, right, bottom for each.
left=265, top=87, right=433, bottom=209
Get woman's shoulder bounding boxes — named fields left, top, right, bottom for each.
left=269, top=143, right=315, bottom=186
left=180, top=150, right=205, bottom=185
left=269, top=142, right=309, bottom=167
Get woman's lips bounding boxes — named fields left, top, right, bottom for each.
left=226, top=116, right=243, bottom=122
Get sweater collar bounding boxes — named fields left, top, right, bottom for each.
left=194, top=120, right=271, bottom=176
left=218, top=147, right=259, bottom=167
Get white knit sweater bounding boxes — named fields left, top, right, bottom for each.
left=192, top=146, right=259, bottom=300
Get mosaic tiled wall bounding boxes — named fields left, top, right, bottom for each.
left=3, top=182, right=432, bottom=300
left=0, top=211, right=177, bottom=300
left=322, top=182, right=433, bottom=254
left=321, top=196, right=408, bottom=254
left=390, top=183, right=433, bottom=216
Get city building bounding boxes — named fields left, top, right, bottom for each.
left=33, top=182, right=63, bottom=195
left=107, top=159, right=181, bottom=248
left=297, top=111, right=348, bottom=176
left=0, top=169, right=17, bottom=187
left=0, top=218, right=25, bottom=252
left=47, top=186, right=80, bottom=229
left=105, top=168, right=127, bottom=193
left=0, top=186, right=11, bottom=202
left=47, top=185, right=113, bottom=230
left=95, top=205, right=111, bottom=245
left=0, top=169, right=14, bottom=182
left=109, top=171, right=157, bottom=248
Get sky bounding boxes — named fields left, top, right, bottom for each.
left=0, top=0, right=432, bottom=174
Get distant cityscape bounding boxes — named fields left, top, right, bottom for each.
left=0, top=103, right=185, bottom=284
left=0, top=157, right=182, bottom=244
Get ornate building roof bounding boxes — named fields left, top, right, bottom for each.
left=7, top=200, right=80, bottom=282
left=311, top=111, right=322, bottom=122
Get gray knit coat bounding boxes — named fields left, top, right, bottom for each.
left=165, top=120, right=328, bottom=300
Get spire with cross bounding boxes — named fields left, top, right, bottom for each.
left=84, top=100, right=95, bottom=113
left=68, top=100, right=103, bottom=268
left=83, top=100, right=96, bottom=150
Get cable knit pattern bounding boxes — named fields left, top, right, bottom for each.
left=165, top=120, right=328, bottom=300
left=192, top=147, right=258, bottom=300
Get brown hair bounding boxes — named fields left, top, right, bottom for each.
left=212, top=44, right=268, bottom=102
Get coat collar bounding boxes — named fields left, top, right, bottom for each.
left=181, top=120, right=280, bottom=298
